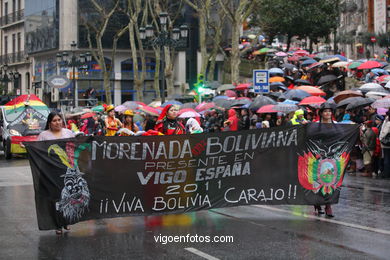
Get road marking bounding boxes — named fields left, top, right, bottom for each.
left=254, top=205, right=390, bottom=236
left=184, top=247, right=220, bottom=260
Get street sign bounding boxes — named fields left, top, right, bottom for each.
left=47, top=75, right=70, bottom=89
left=370, top=36, right=376, bottom=43
left=253, top=69, right=269, bottom=93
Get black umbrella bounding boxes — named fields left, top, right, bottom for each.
left=317, top=74, right=339, bottom=85
left=281, top=63, right=296, bottom=70
left=284, top=89, right=311, bottom=101
left=231, top=99, right=252, bottom=107
left=270, top=82, right=287, bottom=91
left=181, top=102, right=198, bottom=109
left=214, top=99, right=233, bottom=109
left=265, top=92, right=282, bottom=100
left=345, top=97, right=375, bottom=111
left=336, top=97, right=366, bottom=108
left=294, top=79, right=311, bottom=85
left=248, top=95, right=277, bottom=111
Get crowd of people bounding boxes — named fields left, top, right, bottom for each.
left=38, top=49, right=390, bottom=231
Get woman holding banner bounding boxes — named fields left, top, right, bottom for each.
left=313, top=102, right=336, bottom=217
left=37, top=112, right=75, bottom=234
left=154, top=105, right=185, bottom=135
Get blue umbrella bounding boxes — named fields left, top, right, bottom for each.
left=301, top=59, right=317, bottom=67
left=371, top=68, right=389, bottom=75
left=282, top=99, right=299, bottom=104
left=333, top=54, right=348, bottom=61
left=161, top=100, right=183, bottom=107
left=284, top=89, right=311, bottom=101
left=213, top=95, right=229, bottom=101
left=269, top=67, right=284, bottom=76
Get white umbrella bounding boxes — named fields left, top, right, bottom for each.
left=371, top=98, right=390, bottom=108
left=332, top=61, right=349, bottom=68
left=178, top=111, right=201, bottom=118
left=359, top=83, right=384, bottom=92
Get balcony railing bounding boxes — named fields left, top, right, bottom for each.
left=0, top=51, right=28, bottom=64
left=0, top=9, right=24, bottom=26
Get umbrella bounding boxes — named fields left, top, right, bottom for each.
left=299, top=96, right=326, bottom=105
left=333, top=90, right=363, bottom=103
left=181, top=102, right=198, bottom=109
left=269, top=68, right=284, bottom=75
left=295, top=86, right=325, bottom=96
left=357, top=60, right=383, bottom=70
left=122, top=101, right=140, bottom=110
left=332, top=61, right=349, bottom=68
left=265, top=92, right=282, bottom=100
left=205, top=81, right=221, bottom=89
left=346, top=97, right=375, bottom=111
left=231, top=99, right=252, bottom=107
left=270, top=82, right=287, bottom=91
left=385, top=81, right=390, bottom=89
left=282, top=99, right=299, bottom=104
left=301, top=59, right=317, bottom=67
left=299, top=56, right=312, bottom=61
left=376, top=75, right=390, bottom=83
left=281, top=63, right=296, bottom=70
left=320, top=57, right=340, bottom=63
left=217, top=84, right=235, bottom=92
left=214, top=99, right=233, bottom=109
left=80, top=112, right=96, bottom=119
left=115, top=105, right=128, bottom=113
left=273, top=103, right=299, bottom=113
left=284, top=89, right=311, bottom=101
left=294, top=79, right=312, bottom=86
left=317, top=74, right=339, bottom=85
left=348, top=61, right=363, bottom=69
left=213, top=95, right=229, bottom=101
left=236, top=83, right=252, bottom=90
left=288, top=55, right=300, bottom=62
left=359, top=83, right=384, bottom=92
left=269, top=76, right=285, bottom=83
left=256, top=104, right=277, bottom=113
left=371, top=98, right=390, bottom=108
left=196, top=102, right=215, bottom=111
left=371, top=68, right=389, bottom=75
left=179, top=111, right=201, bottom=118
left=307, top=62, right=323, bottom=70
left=139, top=106, right=160, bottom=116
left=366, top=91, right=389, bottom=100
left=161, top=100, right=183, bottom=107
left=91, top=105, right=104, bottom=112
left=248, top=95, right=277, bottom=111
left=275, top=51, right=287, bottom=57
left=225, top=90, right=237, bottom=97
left=294, top=50, right=310, bottom=56
left=148, top=100, right=162, bottom=107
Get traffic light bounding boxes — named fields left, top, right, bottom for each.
left=194, top=74, right=205, bottom=94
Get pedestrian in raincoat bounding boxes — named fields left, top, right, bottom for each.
left=290, top=109, right=307, bottom=125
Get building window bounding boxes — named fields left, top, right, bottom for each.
left=17, top=32, right=21, bottom=52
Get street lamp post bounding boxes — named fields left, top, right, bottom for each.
left=139, top=13, right=188, bottom=103
left=56, top=41, right=92, bottom=107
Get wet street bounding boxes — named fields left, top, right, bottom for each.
left=1, top=157, right=389, bottom=260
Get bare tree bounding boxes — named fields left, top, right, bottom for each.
left=81, top=0, right=126, bottom=105
left=218, top=0, right=254, bottom=84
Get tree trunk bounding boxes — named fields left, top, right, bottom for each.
left=153, top=47, right=161, bottom=100
left=129, top=22, right=143, bottom=102
left=199, top=13, right=208, bottom=77
left=230, top=20, right=241, bottom=84
left=286, top=35, right=292, bottom=52
left=164, top=46, right=174, bottom=98
left=103, top=70, right=111, bottom=104
left=207, top=26, right=222, bottom=81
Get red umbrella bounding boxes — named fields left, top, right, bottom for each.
left=178, top=108, right=197, bottom=116
left=294, top=50, right=310, bottom=56
left=237, top=97, right=252, bottom=101
left=299, top=96, right=326, bottom=105
left=357, top=60, right=382, bottom=70
left=80, top=112, right=96, bottom=119
left=256, top=104, right=277, bottom=113
left=288, top=55, right=300, bottom=62
left=135, top=101, right=147, bottom=107
left=195, top=102, right=215, bottom=112
left=376, top=75, right=390, bottom=83
left=225, top=90, right=237, bottom=97
left=236, top=83, right=252, bottom=90
left=294, top=86, right=326, bottom=96
left=139, top=106, right=160, bottom=116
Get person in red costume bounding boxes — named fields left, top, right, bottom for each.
left=154, top=104, right=185, bottom=135
left=223, top=109, right=239, bottom=131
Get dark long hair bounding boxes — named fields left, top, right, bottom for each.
left=45, top=111, right=64, bottom=130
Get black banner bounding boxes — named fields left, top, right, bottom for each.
left=25, top=124, right=358, bottom=230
